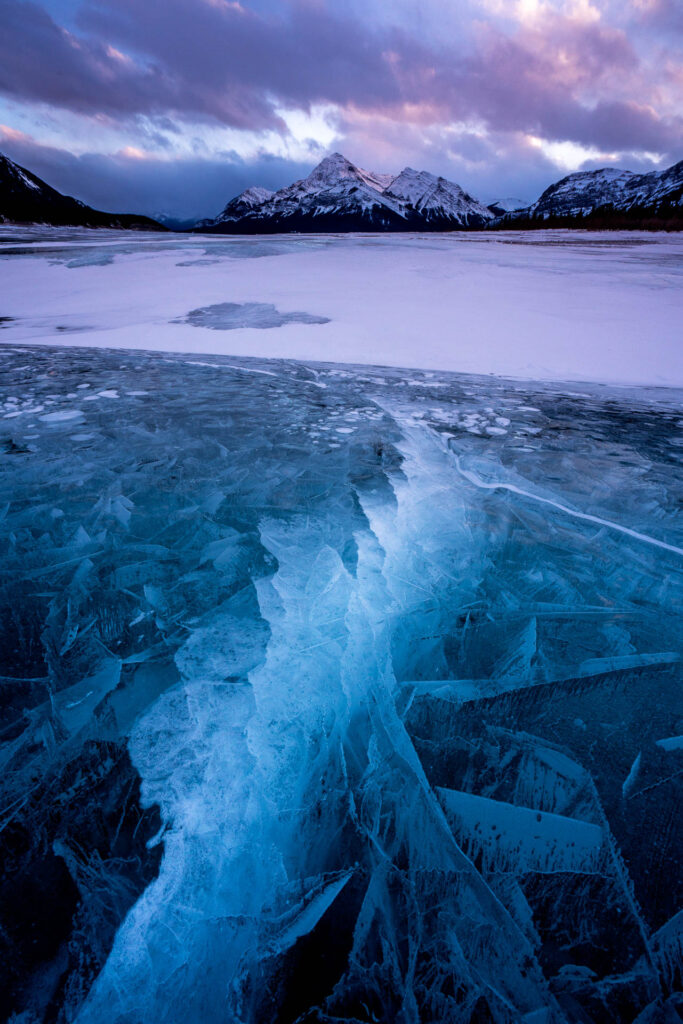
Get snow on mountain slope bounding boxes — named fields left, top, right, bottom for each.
left=528, top=168, right=637, bottom=218
left=303, top=152, right=393, bottom=194
left=487, top=197, right=528, bottom=215
left=254, top=154, right=405, bottom=222
left=628, top=159, right=683, bottom=206
left=506, top=160, right=683, bottom=221
left=241, top=186, right=275, bottom=204
left=385, top=167, right=494, bottom=226
left=200, top=153, right=492, bottom=233
left=197, top=154, right=683, bottom=234
left=197, top=185, right=275, bottom=227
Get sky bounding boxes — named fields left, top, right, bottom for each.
left=0, top=0, right=681, bottom=220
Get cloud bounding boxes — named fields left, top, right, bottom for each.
left=633, top=0, right=683, bottom=34
left=429, top=13, right=682, bottom=153
left=0, top=124, right=312, bottom=219
left=0, top=0, right=280, bottom=128
left=1, top=0, right=679, bottom=149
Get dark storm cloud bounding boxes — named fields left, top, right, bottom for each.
left=77, top=0, right=407, bottom=113
left=1, top=0, right=680, bottom=154
left=0, top=0, right=279, bottom=127
left=0, top=0, right=411, bottom=128
left=0, top=126, right=312, bottom=219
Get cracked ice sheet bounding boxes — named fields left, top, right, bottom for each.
left=1, top=227, right=682, bottom=386
left=1, top=344, right=682, bottom=1024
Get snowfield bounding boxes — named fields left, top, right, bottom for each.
left=1, top=227, right=681, bottom=386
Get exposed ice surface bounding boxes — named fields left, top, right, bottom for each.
left=1, top=344, right=681, bottom=1023
left=176, top=301, right=331, bottom=330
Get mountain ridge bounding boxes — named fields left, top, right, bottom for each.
left=198, top=152, right=683, bottom=234
left=0, top=153, right=165, bottom=230
left=2, top=149, right=681, bottom=233
left=198, top=152, right=495, bottom=233
left=496, top=160, right=683, bottom=230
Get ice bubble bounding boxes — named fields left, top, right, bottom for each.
left=39, top=409, right=84, bottom=424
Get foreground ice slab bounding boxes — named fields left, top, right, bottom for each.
left=1, top=346, right=681, bottom=1023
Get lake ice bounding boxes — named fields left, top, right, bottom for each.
left=1, top=230, right=682, bottom=1024
left=1, top=226, right=682, bottom=385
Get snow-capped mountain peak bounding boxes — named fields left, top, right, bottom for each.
left=199, top=153, right=494, bottom=233
left=487, top=197, right=528, bottom=214
left=302, top=152, right=394, bottom=194
left=385, top=166, right=494, bottom=224
left=197, top=184, right=275, bottom=227
left=385, top=167, right=439, bottom=204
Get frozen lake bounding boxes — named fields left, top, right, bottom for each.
left=1, top=226, right=682, bottom=385
left=1, top=231, right=682, bottom=1023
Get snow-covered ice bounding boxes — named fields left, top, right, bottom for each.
left=1, top=226, right=682, bottom=385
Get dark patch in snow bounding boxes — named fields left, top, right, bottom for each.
left=175, top=301, right=330, bottom=330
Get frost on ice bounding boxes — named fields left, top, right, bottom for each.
left=0, top=345, right=681, bottom=1024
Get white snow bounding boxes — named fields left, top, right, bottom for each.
left=238, top=186, right=274, bottom=205
left=16, top=168, right=41, bottom=191
left=490, top=197, right=528, bottom=212
left=386, top=167, right=493, bottom=222
left=515, top=160, right=683, bottom=218
left=1, top=228, right=682, bottom=387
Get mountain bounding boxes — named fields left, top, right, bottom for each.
left=195, top=186, right=275, bottom=230
left=383, top=167, right=493, bottom=226
left=486, top=197, right=528, bottom=216
left=7, top=146, right=679, bottom=235
left=197, top=153, right=494, bottom=233
left=496, top=160, right=683, bottom=230
left=0, top=153, right=165, bottom=230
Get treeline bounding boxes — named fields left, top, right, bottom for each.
left=491, top=202, right=683, bottom=232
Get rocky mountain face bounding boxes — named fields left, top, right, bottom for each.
left=199, top=153, right=495, bottom=233
left=498, top=160, right=683, bottom=229
left=0, top=154, right=164, bottom=230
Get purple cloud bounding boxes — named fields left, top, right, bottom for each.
left=1, top=0, right=680, bottom=151
left=0, top=0, right=280, bottom=127
left=635, top=0, right=683, bottom=34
